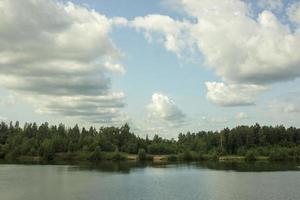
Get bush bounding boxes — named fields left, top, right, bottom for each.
left=5, top=150, right=19, bottom=161
left=269, top=149, right=289, bottom=161
left=111, top=149, right=126, bottom=161
left=181, top=151, right=193, bottom=161
left=167, top=154, right=178, bottom=161
left=292, top=146, right=300, bottom=161
left=138, top=148, right=147, bottom=161
left=178, top=151, right=204, bottom=161
left=40, top=139, right=54, bottom=161
left=237, top=147, right=247, bottom=156
left=89, top=146, right=102, bottom=161
left=0, top=145, right=5, bottom=159
left=245, top=151, right=256, bottom=162
left=145, top=155, right=153, bottom=161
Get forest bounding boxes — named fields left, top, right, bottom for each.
left=0, top=121, right=300, bottom=162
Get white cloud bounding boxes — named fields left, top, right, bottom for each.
left=287, top=2, right=300, bottom=25
left=128, top=93, right=186, bottom=137
left=180, top=0, right=300, bottom=84
left=131, top=14, right=192, bottom=56
left=104, top=62, right=126, bottom=75
left=146, top=93, right=185, bottom=125
left=131, top=0, right=300, bottom=106
left=268, top=94, right=300, bottom=114
left=33, top=92, right=126, bottom=124
left=235, top=112, right=249, bottom=120
left=0, top=95, right=16, bottom=106
left=202, top=116, right=229, bottom=124
left=0, top=0, right=127, bottom=125
left=269, top=101, right=299, bottom=113
left=0, top=115, right=7, bottom=121
left=111, top=17, right=128, bottom=26
left=201, top=112, right=249, bottom=125
left=205, top=82, right=266, bottom=106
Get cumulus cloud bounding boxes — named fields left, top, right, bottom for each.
left=146, top=93, right=186, bottom=126
left=269, top=101, right=299, bottom=113
left=235, top=112, right=249, bottom=120
left=104, top=61, right=126, bottom=75
left=178, top=0, right=300, bottom=84
left=131, top=0, right=300, bottom=106
left=205, top=82, right=266, bottom=106
left=268, top=93, right=300, bottom=114
left=0, top=95, right=16, bottom=106
left=0, top=116, right=7, bottom=121
left=201, top=116, right=229, bottom=124
left=131, top=14, right=192, bottom=56
left=287, top=2, right=300, bottom=25
left=202, top=112, right=249, bottom=124
left=0, top=0, right=127, bottom=125
left=34, top=92, right=126, bottom=124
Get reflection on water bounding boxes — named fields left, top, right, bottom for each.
left=196, top=161, right=300, bottom=172
left=1, top=159, right=300, bottom=173
left=68, top=161, right=300, bottom=173
left=0, top=161, right=300, bottom=200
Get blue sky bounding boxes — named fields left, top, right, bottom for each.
left=0, top=0, right=300, bottom=138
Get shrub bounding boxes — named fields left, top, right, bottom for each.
left=167, top=154, right=178, bottom=161
left=245, top=151, right=256, bottom=162
left=178, top=151, right=204, bottom=161
left=0, top=145, right=5, bottom=159
left=269, top=149, right=288, bottom=161
left=89, top=146, right=102, bottom=161
left=138, top=148, right=147, bottom=161
left=5, top=150, right=19, bottom=161
left=181, top=151, right=193, bottom=161
left=145, top=155, right=154, bottom=161
left=111, top=149, right=126, bottom=161
left=40, top=139, right=54, bottom=161
left=237, top=147, right=247, bottom=156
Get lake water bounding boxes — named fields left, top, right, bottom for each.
left=0, top=161, right=300, bottom=200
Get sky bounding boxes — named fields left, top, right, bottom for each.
left=1, top=0, right=300, bottom=138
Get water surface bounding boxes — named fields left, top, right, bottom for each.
left=0, top=161, right=299, bottom=200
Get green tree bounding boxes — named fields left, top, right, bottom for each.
left=245, top=150, right=256, bottom=162
left=89, top=146, right=102, bottom=161
left=138, top=148, right=147, bottom=161
left=40, top=139, right=54, bottom=160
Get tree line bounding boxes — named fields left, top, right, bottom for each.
left=0, top=121, right=299, bottom=161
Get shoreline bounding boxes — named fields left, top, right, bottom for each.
left=0, top=153, right=284, bottom=163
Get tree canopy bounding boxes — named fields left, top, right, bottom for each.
left=0, top=122, right=299, bottom=161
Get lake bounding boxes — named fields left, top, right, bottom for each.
left=0, top=161, right=300, bottom=200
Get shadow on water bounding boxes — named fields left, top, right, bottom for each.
left=1, top=159, right=300, bottom=173
left=194, top=161, right=300, bottom=172
left=67, top=160, right=300, bottom=173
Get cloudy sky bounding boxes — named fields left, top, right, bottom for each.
left=1, top=0, right=300, bottom=137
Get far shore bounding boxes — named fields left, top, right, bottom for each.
left=0, top=152, right=274, bottom=163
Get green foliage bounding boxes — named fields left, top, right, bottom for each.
left=110, top=149, right=126, bottom=161
left=178, top=151, right=204, bottom=161
left=5, top=149, right=19, bottom=161
left=0, top=145, right=5, bottom=158
left=40, top=139, right=54, bottom=161
left=167, top=154, right=178, bottom=161
left=145, top=155, right=153, bottom=161
left=245, top=150, right=257, bottom=162
left=269, top=148, right=289, bottom=161
left=181, top=150, right=193, bottom=161
left=0, top=121, right=299, bottom=162
left=89, top=146, right=102, bottom=161
left=138, top=148, right=147, bottom=161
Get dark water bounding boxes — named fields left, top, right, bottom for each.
left=0, top=161, right=300, bottom=200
